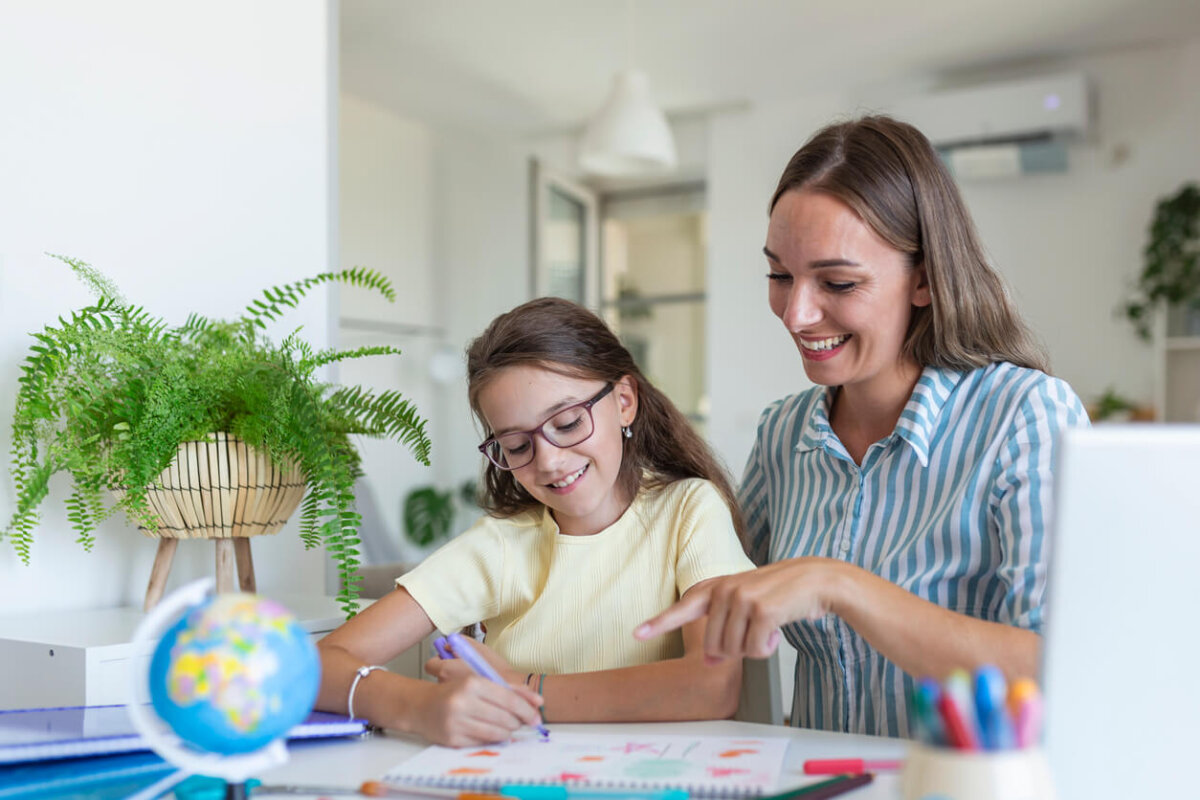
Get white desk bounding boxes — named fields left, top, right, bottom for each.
left=250, top=720, right=907, bottom=799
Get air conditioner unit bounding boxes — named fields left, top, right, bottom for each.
left=891, top=72, right=1091, bottom=178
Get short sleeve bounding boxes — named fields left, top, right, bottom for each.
left=990, top=375, right=1090, bottom=633
left=395, top=517, right=508, bottom=634
left=738, top=412, right=774, bottom=566
left=673, top=481, right=756, bottom=595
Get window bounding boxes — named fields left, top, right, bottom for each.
left=529, top=159, right=599, bottom=307
left=600, top=183, right=708, bottom=428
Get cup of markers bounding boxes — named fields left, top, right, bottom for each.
left=901, top=666, right=1056, bottom=800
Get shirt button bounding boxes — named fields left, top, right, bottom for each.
left=839, top=539, right=851, bottom=553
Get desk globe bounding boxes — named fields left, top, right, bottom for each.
left=129, top=578, right=321, bottom=799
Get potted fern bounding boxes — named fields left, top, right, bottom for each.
left=3, top=255, right=431, bottom=616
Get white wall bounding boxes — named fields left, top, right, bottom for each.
left=0, top=0, right=336, bottom=613
left=338, top=94, right=442, bottom=565
left=432, top=128, right=533, bottom=487
left=337, top=100, right=533, bottom=558
left=706, top=93, right=850, bottom=475
left=945, top=42, right=1200, bottom=406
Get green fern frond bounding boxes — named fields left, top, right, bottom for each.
left=49, top=253, right=127, bottom=304
left=240, top=268, right=396, bottom=331
left=328, top=387, right=432, bottom=465
left=300, top=345, right=403, bottom=375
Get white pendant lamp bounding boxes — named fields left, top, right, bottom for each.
left=579, top=69, right=677, bottom=177
left=578, top=1, right=676, bottom=177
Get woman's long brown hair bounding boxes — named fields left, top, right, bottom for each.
left=466, top=297, right=744, bottom=536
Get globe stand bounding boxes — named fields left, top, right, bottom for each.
left=126, top=578, right=295, bottom=800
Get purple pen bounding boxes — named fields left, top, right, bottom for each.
left=446, top=633, right=550, bottom=739
left=433, top=636, right=452, bottom=660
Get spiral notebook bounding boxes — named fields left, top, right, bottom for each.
left=383, top=732, right=791, bottom=798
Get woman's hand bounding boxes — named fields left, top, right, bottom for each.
left=635, top=558, right=849, bottom=662
left=407, top=674, right=545, bottom=747
left=424, top=638, right=526, bottom=687
left=637, top=559, right=1041, bottom=682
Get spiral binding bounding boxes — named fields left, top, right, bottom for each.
left=385, top=776, right=764, bottom=798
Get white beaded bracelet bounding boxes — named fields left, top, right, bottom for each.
left=347, top=664, right=386, bottom=720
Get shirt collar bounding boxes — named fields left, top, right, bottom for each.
left=893, top=366, right=963, bottom=467
left=794, top=366, right=963, bottom=467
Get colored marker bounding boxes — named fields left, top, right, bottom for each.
left=973, top=665, right=1015, bottom=750
left=1007, top=677, right=1039, bottom=717
left=942, top=669, right=980, bottom=748
left=911, top=678, right=946, bottom=746
left=1007, top=678, right=1043, bottom=748
left=443, top=633, right=550, bottom=739
left=937, top=689, right=979, bottom=750
left=802, top=758, right=902, bottom=775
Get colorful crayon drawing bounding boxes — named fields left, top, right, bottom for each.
left=384, top=732, right=789, bottom=797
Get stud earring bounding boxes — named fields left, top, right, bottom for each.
left=621, top=426, right=632, bottom=439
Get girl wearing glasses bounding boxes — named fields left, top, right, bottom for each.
left=316, top=297, right=754, bottom=746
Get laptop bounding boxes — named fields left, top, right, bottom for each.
left=1042, top=425, right=1200, bottom=799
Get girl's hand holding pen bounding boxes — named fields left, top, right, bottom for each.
left=410, top=671, right=544, bottom=748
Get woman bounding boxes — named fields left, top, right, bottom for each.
left=636, top=115, right=1089, bottom=737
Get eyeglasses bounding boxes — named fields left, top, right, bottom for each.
left=478, top=382, right=615, bottom=471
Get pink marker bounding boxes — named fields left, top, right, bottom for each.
left=803, top=758, right=903, bottom=775
left=1014, top=695, right=1043, bottom=748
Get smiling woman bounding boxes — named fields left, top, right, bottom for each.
left=634, top=115, right=1091, bottom=739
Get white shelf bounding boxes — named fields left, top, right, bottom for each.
left=0, top=593, right=356, bottom=710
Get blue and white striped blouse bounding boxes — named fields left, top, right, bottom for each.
left=739, top=362, right=1089, bottom=738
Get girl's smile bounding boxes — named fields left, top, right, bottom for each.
left=546, top=463, right=588, bottom=492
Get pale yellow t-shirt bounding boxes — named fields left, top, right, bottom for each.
left=396, top=478, right=754, bottom=674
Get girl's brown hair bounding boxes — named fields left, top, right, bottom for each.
left=466, top=297, right=743, bottom=534
left=771, top=114, right=1049, bottom=373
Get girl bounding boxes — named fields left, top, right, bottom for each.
left=315, top=297, right=754, bottom=746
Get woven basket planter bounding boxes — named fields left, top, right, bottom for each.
left=112, top=433, right=306, bottom=539
left=110, top=433, right=307, bottom=608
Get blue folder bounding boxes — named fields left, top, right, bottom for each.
left=0, top=703, right=367, bottom=764
left=0, top=750, right=175, bottom=799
